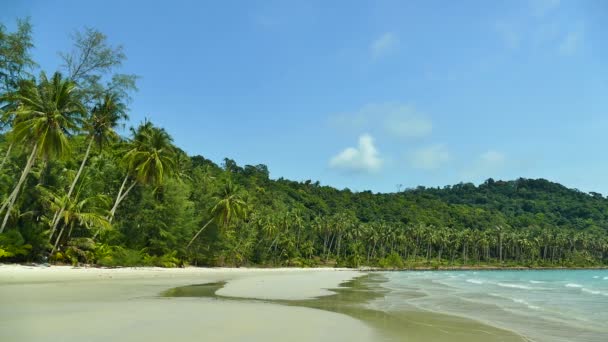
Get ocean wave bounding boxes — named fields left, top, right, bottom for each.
left=529, top=280, right=545, bottom=284
left=512, top=298, right=541, bottom=310
left=466, top=279, right=484, bottom=285
left=604, top=276, right=608, bottom=280
left=498, top=283, right=533, bottom=290
left=581, top=288, right=608, bottom=296
left=565, top=283, right=583, bottom=288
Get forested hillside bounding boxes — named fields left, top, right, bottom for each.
left=1, top=19, right=606, bottom=268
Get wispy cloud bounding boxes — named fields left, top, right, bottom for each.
left=495, top=1, right=585, bottom=56
left=330, top=134, right=383, bottom=173
left=370, top=32, right=399, bottom=58
left=329, top=103, right=432, bottom=139
left=558, top=30, right=583, bottom=56
left=383, top=105, right=433, bottom=138
left=480, top=150, right=506, bottom=165
left=409, top=144, right=450, bottom=170
left=462, top=150, right=507, bottom=180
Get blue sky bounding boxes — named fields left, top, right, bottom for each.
left=2, top=0, right=608, bottom=193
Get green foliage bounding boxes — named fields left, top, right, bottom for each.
left=0, top=230, right=31, bottom=259
left=378, top=252, right=404, bottom=269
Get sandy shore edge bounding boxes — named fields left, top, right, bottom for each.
left=0, top=265, right=374, bottom=342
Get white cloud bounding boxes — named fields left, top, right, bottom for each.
left=558, top=31, right=582, bottom=55
left=330, top=134, right=383, bottom=173
left=409, top=144, right=450, bottom=170
left=370, top=32, right=399, bottom=58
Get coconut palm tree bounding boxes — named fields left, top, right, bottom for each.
left=0, top=72, right=85, bottom=233
left=48, top=92, right=127, bottom=240
left=107, top=122, right=176, bottom=223
left=0, top=104, right=17, bottom=172
left=38, top=185, right=110, bottom=255
left=187, top=181, right=248, bottom=248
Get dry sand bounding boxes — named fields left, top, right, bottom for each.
left=0, top=265, right=374, bottom=342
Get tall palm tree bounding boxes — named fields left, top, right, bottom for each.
left=0, top=72, right=85, bottom=233
left=0, top=103, right=17, bottom=172
left=187, top=181, right=248, bottom=248
left=48, top=92, right=126, bottom=240
left=107, top=122, right=176, bottom=223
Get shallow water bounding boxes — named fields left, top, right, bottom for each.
left=165, top=274, right=525, bottom=342
left=375, top=270, right=608, bottom=342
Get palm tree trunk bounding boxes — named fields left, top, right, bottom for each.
left=499, top=235, right=503, bottom=263
left=49, top=138, right=94, bottom=241
left=0, top=143, right=38, bottom=233
left=108, top=175, right=137, bottom=223
left=186, top=218, right=214, bottom=248
left=50, top=225, right=66, bottom=256
left=0, top=142, right=13, bottom=172
left=336, top=233, right=342, bottom=260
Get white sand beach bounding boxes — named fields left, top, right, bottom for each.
left=0, top=265, right=373, bottom=342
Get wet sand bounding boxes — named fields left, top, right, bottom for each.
left=0, top=265, right=526, bottom=341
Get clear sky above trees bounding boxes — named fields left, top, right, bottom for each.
left=2, top=0, right=607, bottom=194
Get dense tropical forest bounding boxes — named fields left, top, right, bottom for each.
left=1, top=19, right=607, bottom=268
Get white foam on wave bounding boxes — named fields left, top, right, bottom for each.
left=565, top=283, right=583, bottom=288
left=498, top=283, right=533, bottom=290
left=603, top=276, right=608, bottom=280
left=592, top=276, right=599, bottom=279
left=529, top=280, right=544, bottom=284
left=581, top=288, right=608, bottom=297
left=466, top=279, right=484, bottom=285
left=512, top=298, right=541, bottom=310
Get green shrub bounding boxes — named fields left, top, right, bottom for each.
left=378, top=252, right=404, bottom=269
left=0, top=230, right=32, bottom=260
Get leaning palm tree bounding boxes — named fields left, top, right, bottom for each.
left=0, top=77, right=25, bottom=172
left=47, top=92, right=126, bottom=241
left=0, top=105, right=17, bottom=172
left=0, top=72, right=85, bottom=233
left=38, top=185, right=111, bottom=256
left=187, top=181, right=248, bottom=248
left=107, top=122, right=176, bottom=223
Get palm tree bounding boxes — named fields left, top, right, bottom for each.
left=38, top=185, right=110, bottom=255
left=0, top=72, right=85, bottom=233
left=0, top=105, right=17, bottom=172
left=187, top=181, right=248, bottom=248
left=48, top=92, right=126, bottom=240
left=107, top=122, right=175, bottom=223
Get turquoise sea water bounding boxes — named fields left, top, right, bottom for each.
left=375, top=270, right=608, bottom=342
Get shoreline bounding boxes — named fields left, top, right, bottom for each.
left=0, top=264, right=530, bottom=342
left=3, top=261, right=607, bottom=271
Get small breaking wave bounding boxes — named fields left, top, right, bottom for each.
left=529, top=280, right=545, bottom=284
left=512, top=298, right=541, bottom=310
left=466, top=279, right=484, bottom=285
left=581, top=288, right=608, bottom=297
left=565, top=283, right=583, bottom=288
left=498, top=283, right=533, bottom=290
